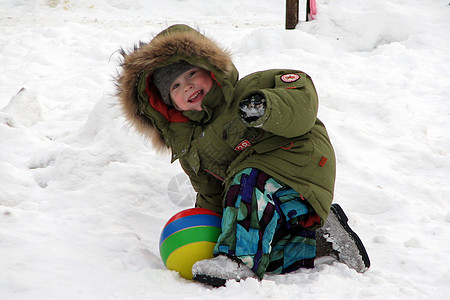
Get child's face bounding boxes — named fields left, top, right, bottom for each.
left=169, top=67, right=213, bottom=111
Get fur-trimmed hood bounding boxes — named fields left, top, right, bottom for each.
left=116, top=24, right=237, bottom=152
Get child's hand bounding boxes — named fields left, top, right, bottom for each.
left=240, top=93, right=266, bottom=123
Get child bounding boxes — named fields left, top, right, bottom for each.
left=116, top=24, right=370, bottom=287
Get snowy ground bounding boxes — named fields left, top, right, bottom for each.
left=1, top=0, right=449, bottom=299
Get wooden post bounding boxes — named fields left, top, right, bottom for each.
left=285, top=0, right=299, bottom=30
left=306, top=0, right=311, bottom=21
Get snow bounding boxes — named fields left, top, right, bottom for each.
left=1, top=0, right=449, bottom=299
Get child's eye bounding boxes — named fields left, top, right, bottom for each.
left=188, top=71, right=197, bottom=78
left=172, top=83, right=180, bottom=90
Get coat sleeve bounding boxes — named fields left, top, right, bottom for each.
left=239, top=70, right=319, bottom=138
left=179, top=158, right=225, bottom=215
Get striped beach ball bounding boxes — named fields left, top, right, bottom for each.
left=159, top=208, right=222, bottom=279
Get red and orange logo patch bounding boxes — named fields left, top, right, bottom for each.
left=234, top=140, right=252, bottom=151
left=281, top=73, right=300, bottom=83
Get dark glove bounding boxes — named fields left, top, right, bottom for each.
left=239, top=93, right=266, bottom=123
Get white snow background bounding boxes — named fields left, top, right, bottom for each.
left=1, top=0, right=449, bottom=299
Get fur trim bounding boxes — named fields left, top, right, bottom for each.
left=116, top=25, right=233, bottom=152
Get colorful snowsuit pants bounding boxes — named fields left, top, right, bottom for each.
left=214, top=168, right=317, bottom=279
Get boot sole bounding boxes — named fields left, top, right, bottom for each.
left=193, top=274, right=226, bottom=287
left=325, top=204, right=371, bottom=272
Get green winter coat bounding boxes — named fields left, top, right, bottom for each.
left=116, top=25, right=336, bottom=227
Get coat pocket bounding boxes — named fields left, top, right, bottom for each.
left=252, top=135, right=313, bottom=167
left=251, top=136, right=291, bottom=153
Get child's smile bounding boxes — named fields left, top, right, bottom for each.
left=188, top=90, right=203, bottom=103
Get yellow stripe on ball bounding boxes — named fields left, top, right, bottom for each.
left=165, top=241, right=216, bottom=279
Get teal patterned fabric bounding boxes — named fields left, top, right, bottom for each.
left=214, top=168, right=316, bottom=278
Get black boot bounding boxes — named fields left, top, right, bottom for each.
left=316, top=204, right=371, bottom=273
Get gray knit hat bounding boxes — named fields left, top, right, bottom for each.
left=153, top=60, right=195, bottom=106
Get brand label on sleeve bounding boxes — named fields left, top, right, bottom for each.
left=280, top=73, right=300, bottom=83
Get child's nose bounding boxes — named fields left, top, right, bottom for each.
left=184, top=83, right=193, bottom=92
